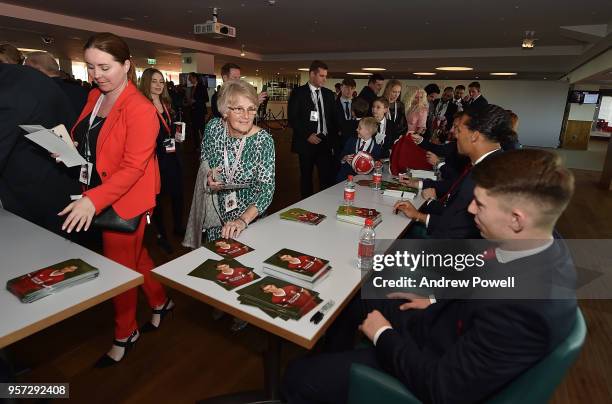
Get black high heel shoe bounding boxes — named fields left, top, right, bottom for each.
left=141, top=299, right=175, bottom=333
left=94, top=329, right=139, bottom=368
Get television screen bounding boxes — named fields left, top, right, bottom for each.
left=568, top=90, right=600, bottom=104
left=583, top=92, right=600, bottom=104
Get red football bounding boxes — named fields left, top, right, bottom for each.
left=352, top=151, right=375, bottom=175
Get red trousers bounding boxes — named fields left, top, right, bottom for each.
left=103, top=216, right=167, bottom=339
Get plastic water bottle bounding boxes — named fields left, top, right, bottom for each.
left=357, top=218, right=376, bottom=270
left=344, top=175, right=355, bottom=206
left=372, top=165, right=382, bottom=191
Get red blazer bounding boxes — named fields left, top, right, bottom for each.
left=71, top=82, right=160, bottom=219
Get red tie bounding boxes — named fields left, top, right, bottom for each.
left=439, top=164, right=472, bottom=205
left=482, top=248, right=497, bottom=261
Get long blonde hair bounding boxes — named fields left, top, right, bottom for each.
left=405, top=88, right=428, bottom=114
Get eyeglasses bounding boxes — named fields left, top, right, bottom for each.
left=228, top=106, right=258, bottom=116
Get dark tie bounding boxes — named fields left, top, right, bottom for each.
left=377, top=123, right=381, bottom=133
left=344, top=101, right=350, bottom=120
left=439, top=164, right=472, bottom=205
left=315, top=89, right=325, bottom=134
left=359, top=140, right=365, bottom=151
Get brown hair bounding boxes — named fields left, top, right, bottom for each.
left=84, top=32, right=136, bottom=83
left=373, top=96, right=389, bottom=109
left=309, top=60, right=328, bottom=73
left=0, top=43, right=24, bottom=64
left=382, top=79, right=402, bottom=101
left=351, top=97, right=370, bottom=118
left=342, top=77, right=356, bottom=88
left=138, top=68, right=173, bottom=113
left=221, top=62, right=241, bottom=78
left=472, top=149, right=575, bottom=228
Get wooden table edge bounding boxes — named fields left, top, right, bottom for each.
left=0, top=275, right=143, bottom=349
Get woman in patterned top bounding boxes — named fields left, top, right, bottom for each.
left=201, top=80, right=275, bottom=241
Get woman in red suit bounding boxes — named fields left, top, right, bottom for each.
left=59, top=32, right=174, bottom=367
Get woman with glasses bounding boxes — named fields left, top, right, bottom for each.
left=201, top=80, right=275, bottom=241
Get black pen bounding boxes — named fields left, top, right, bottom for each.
left=310, top=300, right=335, bottom=324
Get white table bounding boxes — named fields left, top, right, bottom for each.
left=152, top=174, right=426, bottom=401
left=0, top=208, right=143, bottom=349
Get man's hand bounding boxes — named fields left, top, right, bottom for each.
left=399, top=177, right=420, bottom=188
left=359, top=310, right=392, bottom=342
left=425, top=151, right=440, bottom=166
left=307, top=133, right=321, bottom=145
left=387, top=292, right=432, bottom=310
left=394, top=200, right=427, bottom=223
left=422, top=187, right=436, bottom=200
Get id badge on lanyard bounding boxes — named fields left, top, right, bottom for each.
left=222, top=134, right=246, bottom=213
left=79, top=95, right=105, bottom=186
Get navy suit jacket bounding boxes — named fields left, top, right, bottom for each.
left=336, top=137, right=383, bottom=182
left=425, top=150, right=502, bottom=238
left=375, top=241, right=577, bottom=404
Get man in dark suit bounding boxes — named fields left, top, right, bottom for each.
left=432, top=86, right=458, bottom=132
left=288, top=60, right=338, bottom=198
left=371, top=97, right=401, bottom=158
left=0, top=64, right=81, bottom=235
left=335, top=78, right=357, bottom=149
left=210, top=63, right=241, bottom=118
left=357, top=73, right=384, bottom=111
left=466, top=81, right=489, bottom=111
left=395, top=105, right=513, bottom=239
left=282, top=148, right=577, bottom=404
left=24, top=51, right=88, bottom=126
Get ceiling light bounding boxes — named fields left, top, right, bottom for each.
left=413, top=72, right=436, bottom=76
left=347, top=72, right=373, bottom=76
left=490, top=72, right=517, bottom=76
left=240, top=45, right=245, bottom=57
left=435, top=67, right=473, bottom=71
left=240, top=76, right=246, bottom=79
left=18, top=47, right=45, bottom=53
left=298, top=68, right=309, bottom=71
left=362, top=67, right=386, bottom=71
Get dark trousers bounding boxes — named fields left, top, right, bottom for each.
left=298, top=140, right=334, bottom=198
left=282, top=297, right=417, bottom=404
left=153, top=152, right=184, bottom=238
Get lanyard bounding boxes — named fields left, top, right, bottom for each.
left=84, top=95, right=105, bottom=161
left=387, top=101, right=397, bottom=122
left=157, top=104, right=172, bottom=137
left=223, top=126, right=247, bottom=184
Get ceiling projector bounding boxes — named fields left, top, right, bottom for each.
left=194, top=7, right=236, bottom=38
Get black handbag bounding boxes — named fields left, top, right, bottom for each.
left=93, top=207, right=143, bottom=233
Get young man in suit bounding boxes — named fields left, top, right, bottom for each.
left=453, top=84, right=466, bottom=111
left=357, top=73, right=384, bottom=110
left=395, top=105, right=513, bottom=239
left=288, top=60, right=338, bottom=198
left=466, top=81, right=489, bottom=111
left=432, top=86, right=458, bottom=133
left=334, top=78, right=357, bottom=171
left=371, top=97, right=401, bottom=158
left=282, top=148, right=577, bottom=404
left=210, top=63, right=241, bottom=118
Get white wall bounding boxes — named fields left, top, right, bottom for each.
left=317, top=77, right=569, bottom=147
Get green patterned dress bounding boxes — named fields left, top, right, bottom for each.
left=201, top=118, right=275, bottom=240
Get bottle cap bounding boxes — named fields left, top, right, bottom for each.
left=365, top=218, right=373, bottom=227
left=348, top=175, right=353, bottom=181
